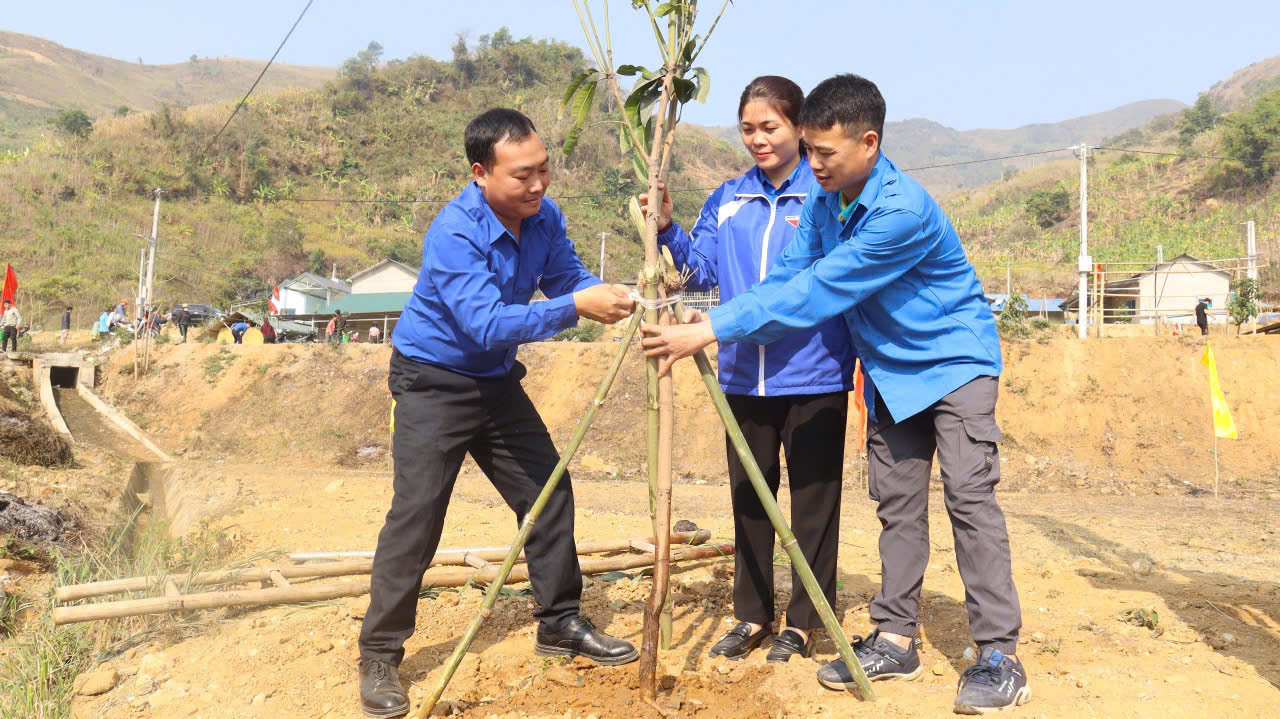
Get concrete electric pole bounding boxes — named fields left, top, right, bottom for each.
left=1075, top=145, right=1091, bottom=339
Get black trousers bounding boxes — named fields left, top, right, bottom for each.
left=1, top=326, right=16, bottom=352
left=725, top=392, right=847, bottom=629
left=866, top=376, right=1021, bottom=654
left=359, top=350, right=582, bottom=665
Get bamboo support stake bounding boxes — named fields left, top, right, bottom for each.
left=674, top=305, right=876, bottom=701
left=412, top=310, right=643, bottom=718
left=53, top=542, right=734, bottom=626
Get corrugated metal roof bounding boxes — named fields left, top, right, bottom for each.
left=319, top=292, right=412, bottom=314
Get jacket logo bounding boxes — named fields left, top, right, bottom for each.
left=784, top=215, right=800, bottom=228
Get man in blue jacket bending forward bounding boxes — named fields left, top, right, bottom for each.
left=641, top=74, right=1028, bottom=715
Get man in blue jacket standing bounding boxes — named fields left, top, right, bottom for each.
left=356, top=108, right=637, bottom=718
left=641, top=75, right=1027, bottom=714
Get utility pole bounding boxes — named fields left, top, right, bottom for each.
left=599, top=232, right=608, bottom=282
left=136, top=245, right=146, bottom=323
left=1244, top=220, right=1257, bottom=282
left=1075, top=145, right=1091, bottom=339
left=144, top=189, right=162, bottom=314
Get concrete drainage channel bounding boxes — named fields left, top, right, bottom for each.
left=24, top=352, right=221, bottom=537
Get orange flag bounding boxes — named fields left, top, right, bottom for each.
left=853, top=358, right=867, bottom=450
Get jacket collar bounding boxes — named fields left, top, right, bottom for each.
left=828, top=153, right=896, bottom=225
left=740, top=161, right=812, bottom=197
left=462, top=181, right=544, bottom=244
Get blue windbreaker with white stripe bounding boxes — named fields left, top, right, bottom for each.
left=658, top=162, right=856, bottom=396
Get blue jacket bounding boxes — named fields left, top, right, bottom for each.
left=708, top=154, right=1002, bottom=423
left=659, top=162, right=855, bottom=396
left=393, top=182, right=601, bottom=377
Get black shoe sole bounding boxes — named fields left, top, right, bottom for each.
left=534, top=642, right=640, bottom=666
left=818, top=664, right=923, bottom=690
left=954, top=684, right=1032, bottom=714
left=360, top=701, right=409, bottom=718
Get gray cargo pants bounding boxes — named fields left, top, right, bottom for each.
left=867, top=375, right=1021, bottom=654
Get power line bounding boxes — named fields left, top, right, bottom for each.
left=197, top=0, right=315, bottom=160
left=1094, top=146, right=1268, bottom=164
left=903, top=147, right=1075, bottom=172
left=197, top=147, right=1082, bottom=206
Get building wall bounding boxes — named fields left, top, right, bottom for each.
left=279, top=289, right=330, bottom=315
left=351, top=264, right=418, bottom=294
left=1135, top=262, right=1229, bottom=322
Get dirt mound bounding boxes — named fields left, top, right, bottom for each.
left=99, top=335, right=1280, bottom=496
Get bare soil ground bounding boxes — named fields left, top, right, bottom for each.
left=8, top=333, right=1280, bottom=717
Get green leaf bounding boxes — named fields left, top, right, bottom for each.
left=616, top=64, right=647, bottom=77
left=619, top=125, right=648, bottom=182
left=624, top=77, right=663, bottom=151
left=655, top=2, right=675, bottom=17
left=692, top=66, right=710, bottom=103
left=560, top=70, right=593, bottom=109
left=562, top=81, right=598, bottom=156
left=673, top=77, right=696, bottom=105
left=682, top=37, right=697, bottom=64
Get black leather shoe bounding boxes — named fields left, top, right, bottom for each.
left=709, top=622, right=771, bottom=660
left=359, top=658, right=409, bottom=718
left=535, top=616, right=639, bottom=665
left=766, top=628, right=816, bottom=664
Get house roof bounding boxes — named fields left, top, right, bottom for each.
left=319, top=292, right=412, bottom=315
left=346, top=258, right=420, bottom=283
left=282, top=272, right=352, bottom=296
left=987, top=294, right=1064, bottom=313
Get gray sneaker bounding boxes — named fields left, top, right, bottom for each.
left=816, top=630, right=922, bottom=690
left=954, top=647, right=1031, bottom=714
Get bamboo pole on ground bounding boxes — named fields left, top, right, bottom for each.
left=57, top=530, right=714, bottom=603
left=673, top=304, right=876, bottom=701
left=411, top=310, right=643, bottom=718
left=284, top=530, right=711, bottom=563
left=52, top=542, right=733, bottom=626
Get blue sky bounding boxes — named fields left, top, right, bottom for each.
left=6, top=1, right=1279, bottom=129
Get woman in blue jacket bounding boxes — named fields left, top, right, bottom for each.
left=645, top=76, right=856, bottom=663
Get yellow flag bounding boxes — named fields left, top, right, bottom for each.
left=1200, top=341, right=1238, bottom=439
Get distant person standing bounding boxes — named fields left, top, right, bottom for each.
left=325, top=314, right=338, bottom=343
left=334, top=309, right=348, bottom=341
left=1195, top=298, right=1211, bottom=336
left=368, top=324, right=381, bottom=344
left=60, top=305, right=72, bottom=344
left=97, top=308, right=111, bottom=339
left=261, top=318, right=277, bottom=344
left=1, top=300, right=20, bottom=352
left=171, top=304, right=189, bottom=342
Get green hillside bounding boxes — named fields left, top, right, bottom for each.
left=0, top=32, right=743, bottom=327
left=945, top=85, right=1280, bottom=301
left=0, top=30, right=333, bottom=149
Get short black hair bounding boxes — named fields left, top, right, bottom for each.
left=465, top=108, right=538, bottom=170
left=800, top=74, right=886, bottom=141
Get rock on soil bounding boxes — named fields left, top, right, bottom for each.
left=74, top=669, right=119, bottom=696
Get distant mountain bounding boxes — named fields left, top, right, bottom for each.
left=1205, top=55, right=1280, bottom=111
left=700, top=99, right=1186, bottom=195
left=0, top=30, right=333, bottom=148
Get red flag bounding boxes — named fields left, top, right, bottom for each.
left=1, top=264, right=16, bottom=305
left=853, top=358, right=867, bottom=451
left=267, top=285, right=280, bottom=315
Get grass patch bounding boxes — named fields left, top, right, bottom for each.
left=0, top=508, right=256, bottom=718
left=550, top=319, right=604, bottom=343
left=202, top=348, right=236, bottom=384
